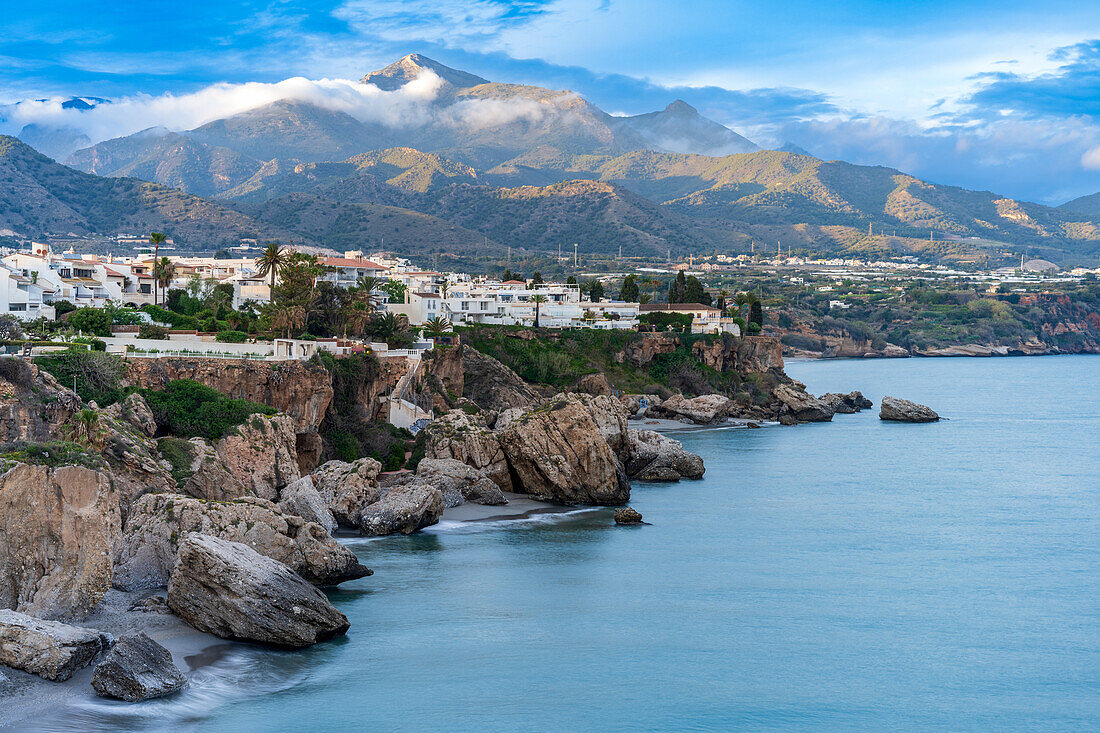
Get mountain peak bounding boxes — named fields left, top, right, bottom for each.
left=664, top=100, right=698, bottom=116
left=361, top=54, right=489, bottom=91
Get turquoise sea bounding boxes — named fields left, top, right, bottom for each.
left=57, top=356, right=1099, bottom=731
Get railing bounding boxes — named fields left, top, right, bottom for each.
left=124, top=349, right=271, bottom=360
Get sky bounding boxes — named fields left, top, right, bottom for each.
left=3, top=0, right=1100, bottom=204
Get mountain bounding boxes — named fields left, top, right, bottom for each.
left=15, top=97, right=109, bottom=160
left=0, top=135, right=286, bottom=245
left=615, top=100, right=758, bottom=156
left=65, top=54, right=758, bottom=186
left=1059, top=192, right=1100, bottom=217
left=361, top=53, right=489, bottom=91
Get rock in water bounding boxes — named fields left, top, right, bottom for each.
left=625, top=430, right=705, bottom=481
left=820, top=391, right=874, bottom=414
left=654, top=393, right=732, bottom=424
left=358, top=485, right=445, bottom=536
left=91, top=632, right=186, bottom=701
left=0, top=609, right=112, bottom=681
left=613, top=507, right=644, bottom=525
left=774, top=384, right=835, bottom=422
left=311, top=457, right=384, bottom=527
left=167, top=534, right=350, bottom=648
left=498, top=396, right=629, bottom=505
left=880, top=396, right=940, bottom=422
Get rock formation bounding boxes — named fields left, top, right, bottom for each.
left=880, top=396, right=940, bottom=422
left=460, top=346, right=541, bottom=412
left=0, top=360, right=81, bottom=442
left=167, top=534, right=350, bottom=647
left=311, top=457, right=384, bottom=527
left=0, top=609, right=112, bottom=681
left=0, top=464, right=119, bottom=620
left=613, top=507, right=644, bottom=525
left=774, top=384, right=835, bottom=422
left=112, top=493, right=369, bottom=591
left=177, top=437, right=250, bottom=501
left=278, top=475, right=337, bottom=533
left=654, top=393, right=732, bottom=424
left=214, top=414, right=300, bottom=500
left=626, top=430, right=705, bottom=481
left=358, top=484, right=445, bottom=535
left=421, top=410, right=512, bottom=490
left=415, top=458, right=508, bottom=506
left=91, top=632, right=186, bottom=701
left=819, top=391, right=874, bottom=414
left=497, top=396, right=629, bottom=505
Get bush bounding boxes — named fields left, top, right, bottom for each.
left=215, top=330, right=248, bottom=343
left=747, top=322, right=762, bottom=335
left=330, top=431, right=359, bottom=462
left=71, top=337, right=107, bottom=352
left=639, top=312, right=692, bottom=333
left=140, top=379, right=276, bottom=440
left=138, top=324, right=169, bottom=340
left=35, top=349, right=126, bottom=405
left=141, top=304, right=197, bottom=330
left=198, top=317, right=218, bottom=332
left=157, top=437, right=195, bottom=485
left=53, top=300, right=77, bottom=318
left=67, top=307, right=112, bottom=337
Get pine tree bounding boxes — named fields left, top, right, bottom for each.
left=619, top=274, right=639, bottom=302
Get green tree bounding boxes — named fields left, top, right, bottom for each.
left=683, top=275, right=711, bottom=305
left=668, top=270, right=687, bottom=303
left=530, top=294, right=547, bottom=327
left=422, top=316, right=451, bottom=338
left=255, top=242, right=290, bottom=292
left=67, top=307, right=112, bottom=337
left=380, top=278, right=407, bottom=304
left=586, top=280, right=605, bottom=303
left=750, top=300, right=764, bottom=328
left=619, top=274, right=639, bottom=302
left=148, top=232, right=166, bottom=306
left=153, top=257, right=175, bottom=304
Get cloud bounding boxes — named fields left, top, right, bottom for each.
left=1081, top=146, right=1100, bottom=170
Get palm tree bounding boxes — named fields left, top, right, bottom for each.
left=149, top=232, right=166, bottom=305
left=355, top=276, right=382, bottom=313
left=422, top=315, right=451, bottom=338
left=529, top=294, right=547, bottom=328
left=272, top=303, right=307, bottom=339
left=255, top=242, right=290, bottom=293
left=153, top=257, right=175, bottom=304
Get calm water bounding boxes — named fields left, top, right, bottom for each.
left=61, top=356, right=1099, bottom=731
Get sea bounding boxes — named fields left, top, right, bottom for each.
left=44, top=355, right=1100, bottom=731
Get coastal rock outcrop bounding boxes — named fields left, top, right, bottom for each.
left=214, top=414, right=300, bottom=500
left=654, top=393, right=732, bottom=424
left=0, top=360, right=81, bottom=443
left=176, top=438, right=249, bottom=501
left=167, top=534, right=350, bottom=648
left=461, top=347, right=541, bottom=413
left=0, top=464, right=119, bottom=620
left=421, top=410, right=512, bottom=491
left=626, top=430, right=705, bottom=481
left=774, top=384, right=835, bottom=423
left=278, top=476, right=337, bottom=533
left=102, top=393, right=158, bottom=438
left=112, top=493, right=369, bottom=591
left=0, top=609, right=112, bottom=681
left=90, top=632, right=186, bottom=702
left=358, top=484, right=445, bottom=535
left=415, top=458, right=508, bottom=506
left=819, top=391, right=874, bottom=414
left=311, top=457, right=383, bottom=527
left=613, top=507, right=644, bottom=525
left=880, top=396, right=940, bottom=422
left=497, top=396, right=629, bottom=505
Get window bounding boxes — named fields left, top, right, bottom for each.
left=9, top=304, right=25, bottom=312
left=461, top=301, right=469, bottom=311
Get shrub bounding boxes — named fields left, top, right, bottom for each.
left=198, top=317, right=218, bottom=332
left=639, top=312, right=692, bottom=333
left=215, top=330, right=248, bottom=343
left=0, top=440, right=105, bottom=469
left=67, top=307, right=112, bottom=337
left=52, top=300, right=76, bottom=318
left=34, top=349, right=126, bottom=405
left=330, top=431, right=359, bottom=462
left=747, top=321, right=763, bottom=335
left=141, top=304, right=198, bottom=330
left=140, top=379, right=276, bottom=440
left=138, top=324, right=169, bottom=340
left=157, top=437, right=195, bottom=485
left=0, top=316, right=23, bottom=341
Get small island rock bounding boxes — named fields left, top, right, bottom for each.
left=613, top=507, right=644, bottom=525
left=880, top=396, right=940, bottom=422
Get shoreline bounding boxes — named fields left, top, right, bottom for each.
left=784, top=349, right=1100, bottom=362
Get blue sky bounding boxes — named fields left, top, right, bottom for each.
left=4, top=0, right=1100, bottom=204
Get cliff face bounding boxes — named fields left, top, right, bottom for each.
left=0, top=362, right=81, bottom=442
left=615, top=333, right=784, bottom=374
left=124, top=358, right=333, bottom=432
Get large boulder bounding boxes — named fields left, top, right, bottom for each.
left=176, top=437, right=249, bottom=501
left=112, top=493, right=369, bottom=591
left=0, top=463, right=119, bottom=620
left=422, top=410, right=512, bottom=491
left=654, top=393, right=732, bottom=424
left=214, top=414, right=300, bottom=501
left=626, top=430, right=705, bottom=481
left=820, top=391, right=873, bottom=414
left=358, top=484, right=445, bottom=536
left=570, top=393, right=632, bottom=460
left=774, top=384, right=835, bottom=422
left=497, top=396, right=629, bottom=505
left=278, top=476, right=337, bottom=533
left=311, top=457, right=384, bottom=528
left=91, top=631, right=186, bottom=702
left=167, top=534, right=350, bottom=648
left=880, top=396, right=940, bottom=422
left=0, top=609, right=112, bottom=681
left=98, top=410, right=176, bottom=508
left=415, top=458, right=508, bottom=506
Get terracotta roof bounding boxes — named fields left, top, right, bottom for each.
left=322, top=257, right=386, bottom=269
left=640, top=303, right=720, bottom=313
left=414, top=291, right=440, bottom=298
left=501, top=280, right=526, bottom=284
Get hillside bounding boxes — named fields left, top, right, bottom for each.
left=0, top=135, right=288, bottom=244
left=1060, top=191, right=1100, bottom=217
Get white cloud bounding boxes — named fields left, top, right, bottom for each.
left=1081, top=146, right=1100, bottom=170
